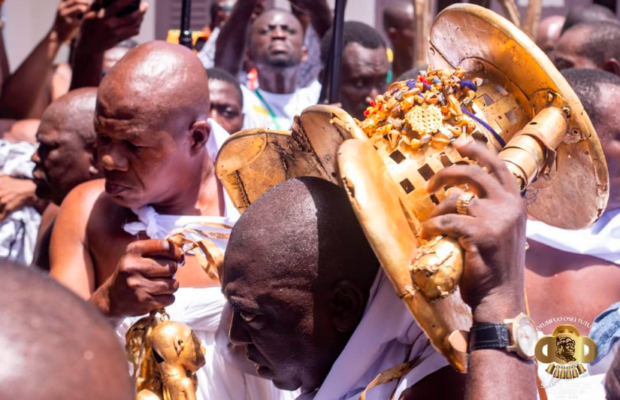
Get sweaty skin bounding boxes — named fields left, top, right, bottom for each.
left=31, top=88, right=101, bottom=270
left=536, top=15, right=565, bottom=57
left=526, top=84, right=620, bottom=332
left=49, top=42, right=224, bottom=315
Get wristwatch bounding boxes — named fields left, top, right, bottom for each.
left=469, top=312, right=537, bottom=360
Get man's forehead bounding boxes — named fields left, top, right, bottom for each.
left=254, top=10, right=300, bottom=29
left=343, top=44, right=389, bottom=75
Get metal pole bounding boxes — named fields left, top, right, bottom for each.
left=179, top=0, right=193, bottom=50
left=320, top=0, right=347, bottom=104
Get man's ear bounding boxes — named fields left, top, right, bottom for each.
left=330, top=280, right=365, bottom=333
left=603, top=58, right=620, bottom=77
left=189, top=120, right=211, bottom=154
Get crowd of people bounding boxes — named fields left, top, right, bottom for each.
left=1, top=0, right=620, bottom=399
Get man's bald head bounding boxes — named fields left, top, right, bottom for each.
left=562, top=4, right=617, bottom=34
left=223, top=177, right=379, bottom=393
left=536, top=15, right=565, bottom=56
left=32, top=88, right=101, bottom=205
left=98, top=41, right=210, bottom=130
left=555, top=22, right=620, bottom=75
left=41, top=88, right=97, bottom=145
left=0, top=260, right=133, bottom=400
left=94, top=41, right=214, bottom=209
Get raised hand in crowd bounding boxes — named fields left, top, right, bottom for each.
left=0, top=0, right=90, bottom=119
left=71, top=0, right=147, bottom=90
left=289, top=0, right=332, bottom=37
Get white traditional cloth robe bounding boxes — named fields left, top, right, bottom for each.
left=299, top=270, right=448, bottom=400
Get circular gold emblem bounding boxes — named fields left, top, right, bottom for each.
left=406, top=105, right=444, bottom=135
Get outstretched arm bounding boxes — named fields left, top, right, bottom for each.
left=70, top=0, right=147, bottom=90
left=0, top=0, right=89, bottom=119
left=214, top=0, right=260, bottom=76
left=290, top=0, right=332, bottom=38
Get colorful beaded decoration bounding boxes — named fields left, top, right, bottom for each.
left=357, top=66, right=480, bottom=151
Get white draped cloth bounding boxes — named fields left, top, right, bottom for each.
left=301, top=270, right=448, bottom=400
left=0, top=140, right=40, bottom=265
left=527, top=211, right=620, bottom=399
left=526, top=210, right=620, bottom=265
left=116, top=119, right=295, bottom=400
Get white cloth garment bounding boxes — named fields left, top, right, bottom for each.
left=197, top=27, right=220, bottom=70
left=120, top=210, right=294, bottom=400
left=302, top=270, right=448, bottom=400
left=0, top=140, right=40, bottom=265
left=526, top=209, right=620, bottom=265
left=241, top=80, right=322, bottom=130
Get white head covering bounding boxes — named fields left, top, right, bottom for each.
left=301, top=270, right=447, bottom=400
left=526, top=209, right=620, bottom=265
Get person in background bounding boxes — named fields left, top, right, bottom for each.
left=290, top=0, right=332, bottom=89
left=561, top=4, right=618, bottom=34
left=70, top=0, right=147, bottom=90
left=382, top=1, right=415, bottom=82
left=216, top=4, right=320, bottom=130
left=320, top=21, right=389, bottom=120
left=197, top=0, right=238, bottom=69
left=207, top=67, right=244, bottom=134
left=31, top=88, right=101, bottom=271
left=102, top=39, right=138, bottom=76
left=555, top=22, right=620, bottom=76
left=536, top=15, right=565, bottom=58
left=0, top=0, right=89, bottom=119
left=0, top=259, right=134, bottom=400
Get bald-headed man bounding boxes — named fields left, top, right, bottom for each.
left=31, top=88, right=101, bottom=270
left=561, top=4, right=618, bottom=34
left=0, top=258, right=133, bottom=400
left=216, top=4, right=321, bottom=130
left=536, top=15, right=565, bottom=57
left=383, top=1, right=415, bottom=80
left=223, top=142, right=537, bottom=399
left=555, top=22, right=620, bottom=76
left=49, top=41, right=292, bottom=400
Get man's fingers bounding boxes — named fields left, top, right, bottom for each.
left=145, top=278, right=179, bottom=295
left=140, top=257, right=179, bottom=278
left=427, top=164, right=499, bottom=198
left=127, top=239, right=184, bottom=261
left=427, top=193, right=485, bottom=219
left=104, top=0, right=138, bottom=16
left=420, top=214, right=476, bottom=240
left=151, top=294, right=176, bottom=309
left=454, top=141, right=517, bottom=193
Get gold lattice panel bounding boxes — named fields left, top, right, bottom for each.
left=371, top=134, right=467, bottom=222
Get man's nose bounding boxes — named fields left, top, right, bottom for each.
left=229, top=314, right=253, bottom=346
left=368, top=86, right=382, bottom=100
left=271, top=26, right=286, bottom=39
left=99, top=146, right=129, bottom=172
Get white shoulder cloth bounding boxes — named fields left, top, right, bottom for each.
left=301, top=270, right=447, bottom=400
left=526, top=209, right=620, bottom=265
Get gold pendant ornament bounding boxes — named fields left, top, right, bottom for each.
left=126, top=226, right=230, bottom=399
left=214, top=4, right=609, bottom=373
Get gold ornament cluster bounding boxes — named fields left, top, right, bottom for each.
left=357, top=67, right=480, bottom=151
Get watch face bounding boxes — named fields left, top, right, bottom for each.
left=515, top=316, right=537, bottom=358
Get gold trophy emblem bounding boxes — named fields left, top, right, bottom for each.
left=535, top=324, right=598, bottom=379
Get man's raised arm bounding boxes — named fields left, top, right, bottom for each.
left=214, top=0, right=260, bottom=76
left=407, top=141, right=537, bottom=400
